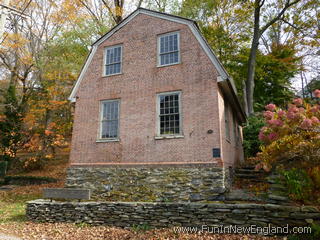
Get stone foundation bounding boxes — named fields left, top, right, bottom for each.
left=66, top=164, right=231, bottom=202
left=27, top=200, right=320, bottom=229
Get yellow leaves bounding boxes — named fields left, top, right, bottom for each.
left=20, top=54, right=34, bottom=65
left=48, top=100, right=68, bottom=107
left=51, top=0, right=83, bottom=24
left=45, top=154, right=53, bottom=159
left=4, top=148, right=15, bottom=157
left=44, top=130, right=53, bottom=136
left=0, top=33, right=34, bottom=68
left=1, top=33, right=29, bottom=49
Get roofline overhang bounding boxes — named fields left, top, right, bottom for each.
left=218, top=79, right=247, bottom=124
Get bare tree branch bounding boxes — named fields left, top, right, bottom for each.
left=259, top=0, right=302, bottom=36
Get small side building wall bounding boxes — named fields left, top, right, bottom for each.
left=218, top=88, right=244, bottom=168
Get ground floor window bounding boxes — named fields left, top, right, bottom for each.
left=100, top=99, right=120, bottom=139
left=157, top=91, right=181, bottom=135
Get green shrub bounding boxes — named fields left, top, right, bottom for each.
left=131, top=224, right=151, bottom=232
left=0, top=161, right=8, bottom=178
left=243, top=114, right=264, bottom=158
left=282, top=168, right=313, bottom=201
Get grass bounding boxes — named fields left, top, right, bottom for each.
left=0, top=155, right=68, bottom=225
left=0, top=202, right=26, bottom=223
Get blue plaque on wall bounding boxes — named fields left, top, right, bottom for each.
left=212, top=148, right=221, bottom=158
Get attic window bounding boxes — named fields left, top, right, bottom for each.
left=158, top=32, right=180, bottom=66
left=105, top=45, right=122, bottom=76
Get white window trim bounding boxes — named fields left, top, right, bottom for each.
left=157, top=31, right=181, bottom=67
left=156, top=91, right=183, bottom=138
left=97, top=99, right=120, bottom=142
left=103, top=44, right=123, bottom=77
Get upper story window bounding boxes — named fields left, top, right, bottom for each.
left=158, top=32, right=180, bottom=66
left=157, top=91, right=182, bottom=136
left=105, top=45, right=122, bottom=76
left=100, top=99, right=120, bottom=140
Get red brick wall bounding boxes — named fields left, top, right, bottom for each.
left=218, top=89, right=244, bottom=167
left=70, top=13, right=241, bottom=166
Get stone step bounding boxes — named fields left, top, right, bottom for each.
left=234, top=174, right=265, bottom=179
left=268, top=194, right=289, bottom=202
left=269, top=184, right=287, bottom=191
left=237, top=165, right=255, bottom=170
left=235, top=168, right=264, bottom=173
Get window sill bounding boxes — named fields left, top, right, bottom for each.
left=102, top=72, right=123, bottom=78
left=96, top=139, right=119, bottom=143
left=157, top=62, right=181, bottom=68
left=155, top=135, right=184, bottom=140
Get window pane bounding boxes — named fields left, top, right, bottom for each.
left=159, top=93, right=180, bottom=135
left=105, top=46, right=122, bottom=75
left=159, top=33, right=179, bottom=66
left=101, top=100, right=119, bottom=138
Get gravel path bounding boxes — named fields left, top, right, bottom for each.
left=0, top=233, right=21, bottom=240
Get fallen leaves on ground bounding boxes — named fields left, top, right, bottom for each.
left=0, top=222, right=284, bottom=240
left=0, top=181, right=65, bottom=203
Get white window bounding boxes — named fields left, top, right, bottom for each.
left=100, top=100, right=120, bottom=139
left=105, top=45, right=122, bottom=76
left=225, top=102, right=230, bottom=141
left=157, top=91, right=181, bottom=135
left=158, top=32, right=180, bottom=66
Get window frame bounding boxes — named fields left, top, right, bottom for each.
left=103, top=44, right=123, bottom=77
left=157, top=31, right=181, bottom=67
left=98, top=99, right=120, bottom=142
left=233, top=114, right=238, bottom=146
left=156, top=91, right=183, bottom=137
left=224, top=101, right=231, bottom=142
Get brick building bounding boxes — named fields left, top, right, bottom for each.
left=67, top=8, right=246, bottom=202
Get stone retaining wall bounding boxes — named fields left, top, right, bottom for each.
left=66, top=165, right=231, bottom=202
left=27, top=200, right=320, bottom=229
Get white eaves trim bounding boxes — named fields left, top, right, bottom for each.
left=68, top=8, right=235, bottom=102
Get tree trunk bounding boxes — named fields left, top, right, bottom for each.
left=114, top=0, right=124, bottom=24
left=242, top=80, right=248, bottom=116
left=245, top=0, right=261, bottom=115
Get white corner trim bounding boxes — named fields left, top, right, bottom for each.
left=68, top=45, right=98, bottom=102
left=217, top=76, right=224, bottom=82
left=68, top=8, right=234, bottom=102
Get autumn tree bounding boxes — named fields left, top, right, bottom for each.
left=245, top=0, right=304, bottom=115
left=0, top=84, right=23, bottom=167
left=77, top=0, right=145, bottom=28
left=0, top=0, right=84, bottom=170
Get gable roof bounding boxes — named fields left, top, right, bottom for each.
left=68, top=8, right=246, bottom=122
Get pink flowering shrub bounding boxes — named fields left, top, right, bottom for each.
left=257, top=90, right=320, bottom=171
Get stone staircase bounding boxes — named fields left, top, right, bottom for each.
left=265, top=173, right=291, bottom=204
left=229, top=165, right=291, bottom=205
left=234, top=165, right=268, bottom=182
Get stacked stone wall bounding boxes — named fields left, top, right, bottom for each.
left=27, top=200, right=320, bottom=230
left=66, top=166, right=230, bottom=202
